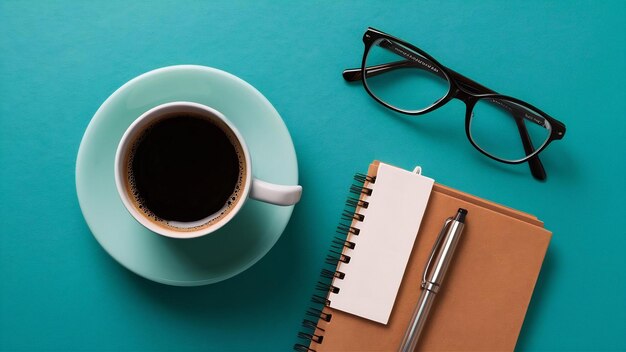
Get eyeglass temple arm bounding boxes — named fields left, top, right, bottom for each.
left=514, top=117, right=546, bottom=179
left=344, top=61, right=537, bottom=123
left=344, top=62, right=541, bottom=125
left=342, top=60, right=449, bottom=81
left=342, top=62, right=547, bottom=180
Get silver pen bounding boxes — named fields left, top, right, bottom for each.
left=399, top=208, right=468, bottom=352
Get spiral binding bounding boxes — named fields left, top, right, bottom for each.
left=294, top=173, right=375, bottom=351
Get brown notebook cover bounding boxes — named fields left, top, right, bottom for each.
left=304, top=161, right=551, bottom=351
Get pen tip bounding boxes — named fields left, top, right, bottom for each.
left=455, top=208, right=467, bottom=223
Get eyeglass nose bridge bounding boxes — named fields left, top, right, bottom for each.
left=450, top=88, right=477, bottom=106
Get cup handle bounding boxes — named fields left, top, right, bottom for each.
left=249, top=178, right=302, bottom=206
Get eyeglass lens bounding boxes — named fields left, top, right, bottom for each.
left=469, top=98, right=552, bottom=162
left=363, top=39, right=450, bottom=113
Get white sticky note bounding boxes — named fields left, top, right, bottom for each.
left=329, top=162, right=434, bottom=324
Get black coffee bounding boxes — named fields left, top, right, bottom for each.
left=128, top=114, right=243, bottom=223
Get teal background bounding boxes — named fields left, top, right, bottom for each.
left=1, top=1, right=625, bottom=350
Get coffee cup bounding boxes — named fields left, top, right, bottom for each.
left=114, top=101, right=302, bottom=239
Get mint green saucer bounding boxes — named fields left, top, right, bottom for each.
left=76, top=65, right=298, bottom=286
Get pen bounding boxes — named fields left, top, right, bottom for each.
left=399, top=208, right=468, bottom=352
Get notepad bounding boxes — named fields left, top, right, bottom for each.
left=295, top=161, right=551, bottom=351
left=330, top=163, right=434, bottom=324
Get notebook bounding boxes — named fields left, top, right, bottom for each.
left=295, top=161, right=551, bottom=351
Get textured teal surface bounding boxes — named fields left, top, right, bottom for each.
left=1, top=1, right=625, bottom=350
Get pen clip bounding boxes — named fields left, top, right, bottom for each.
left=422, top=217, right=453, bottom=287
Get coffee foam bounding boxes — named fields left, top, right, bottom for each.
left=123, top=112, right=247, bottom=232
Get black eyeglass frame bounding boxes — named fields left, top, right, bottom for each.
left=343, top=27, right=566, bottom=181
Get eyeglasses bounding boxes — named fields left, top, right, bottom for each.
left=343, top=28, right=566, bottom=181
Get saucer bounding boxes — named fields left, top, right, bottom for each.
left=76, top=65, right=299, bottom=286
